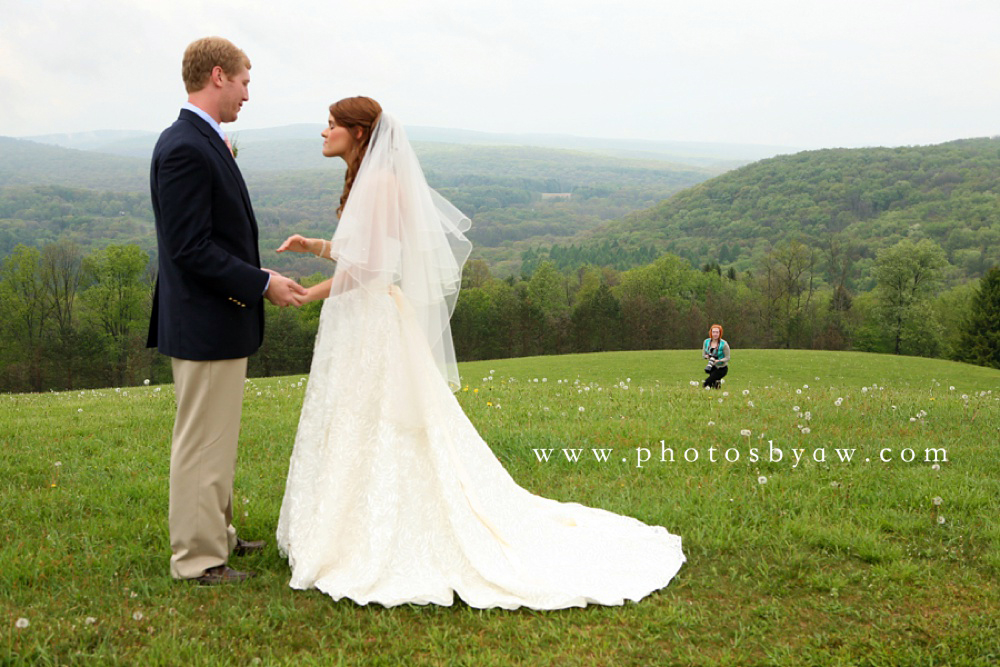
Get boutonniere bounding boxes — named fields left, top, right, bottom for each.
left=224, top=134, right=238, bottom=158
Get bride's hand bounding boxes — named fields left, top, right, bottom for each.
left=277, top=234, right=316, bottom=254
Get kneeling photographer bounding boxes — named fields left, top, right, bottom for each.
left=702, top=324, right=730, bottom=389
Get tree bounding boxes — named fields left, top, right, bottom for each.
left=40, top=240, right=84, bottom=388
left=954, top=266, right=1000, bottom=369
left=0, top=244, right=50, bottom=390
left=873, top=239, right=948, bottom=355
left=80, top=244, right=151, bottom=386
left=571, top=284, right=622, bottom=352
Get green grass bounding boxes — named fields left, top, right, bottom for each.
left=2, top=349, right=999, bottom=666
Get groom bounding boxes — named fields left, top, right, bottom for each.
left=148, top=36, right=306, bottom=584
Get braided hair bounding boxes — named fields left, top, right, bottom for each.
left=329, top=96, right=383, bottom=217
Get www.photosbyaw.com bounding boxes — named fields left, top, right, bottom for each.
left=532, top=440, right=950, bottom=468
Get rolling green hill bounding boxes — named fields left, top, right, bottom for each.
left=543, top=137, right=1000, bottom=283
left=2, top=350, right=998, bottom=664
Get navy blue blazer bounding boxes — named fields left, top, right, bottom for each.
left=147, top=109, right=269, bottom=360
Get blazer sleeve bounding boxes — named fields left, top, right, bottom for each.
left=155, top=141, right=267, bottom=303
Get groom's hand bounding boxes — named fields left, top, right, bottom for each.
left=263, top=269, right=308, bottom=307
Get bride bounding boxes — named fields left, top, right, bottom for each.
left=274, top=96, right=685, bottom=609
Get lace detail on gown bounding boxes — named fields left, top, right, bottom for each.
left=276, top=288, right=685, bottom=609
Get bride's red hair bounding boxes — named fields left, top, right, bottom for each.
left=330, top=96, right=383, bottom=217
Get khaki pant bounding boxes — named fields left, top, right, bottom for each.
left=169, top=357, right=247, bottom=579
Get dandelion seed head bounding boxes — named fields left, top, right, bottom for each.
left=758, top=476, right=767, bottom=485
left=15, top=618, right=29, bottom=629
left=708, top=421, right=715, bottom=426
left=796, top=389, right=802, bottom=395
left=132, top=612, right=143, bottom=621
left=800, top=427, right=811, bottom=434
left=932, top=464, right=940, bottom=471
left=938, top=516, right=946, bottom=525
left=85, top=617, right=97, bottom=625
left=740, top=429, right=751, bottom=437
left=743, top=389, right=750, bottom=395
left=933, top=496, right=942, bottom=506
left=578, top=406, right=585, bottom=412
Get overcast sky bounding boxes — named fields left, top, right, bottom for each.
left=2, top=0, right=998, bottom=149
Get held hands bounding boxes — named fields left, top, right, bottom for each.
left=263, top=268, right=308, bottom=308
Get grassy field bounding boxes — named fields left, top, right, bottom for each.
left=2, top=349, right=999, bottom=666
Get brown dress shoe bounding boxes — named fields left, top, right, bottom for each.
left=192, top=565, right=256, bottom=585
left=233, top=537, right=266, bottom=556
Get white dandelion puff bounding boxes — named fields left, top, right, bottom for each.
left=932, top=497, right=942, bottom=506
left=15, top=618, right=29, bottom=629
left=758, top=476, right=767, bottom=485
left=740, top=429, right=751, bottom=437
left=132, top=611, right=143, bottom=621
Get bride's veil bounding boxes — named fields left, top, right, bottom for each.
left=328, top=113, right=472, bottom=391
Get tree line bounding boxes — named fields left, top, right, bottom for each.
left=2, top=237, right=997, bottom=393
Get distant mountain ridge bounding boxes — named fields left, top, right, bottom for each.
left=21, top=125, right=797, bottom=170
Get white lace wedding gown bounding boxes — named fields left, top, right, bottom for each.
left=276, top=286, right=685, bottom=609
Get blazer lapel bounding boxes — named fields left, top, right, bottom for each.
left=180, top=110, right=260, bottom=246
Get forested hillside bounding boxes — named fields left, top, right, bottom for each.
left=539, top=137, right=1000, bottom=285
left=0, top=137, right=712, bottom=275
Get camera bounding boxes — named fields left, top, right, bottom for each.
left=704, top=359, right=716, bottom=373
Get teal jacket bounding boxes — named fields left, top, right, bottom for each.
left=703, top=339, right=730, bottom=367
